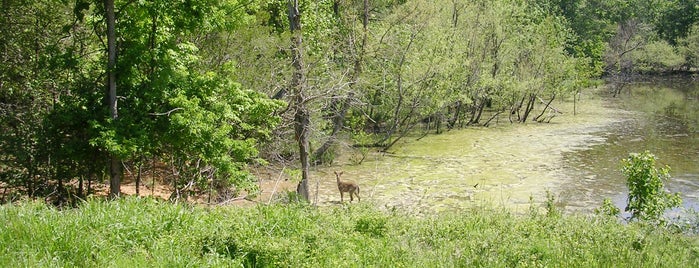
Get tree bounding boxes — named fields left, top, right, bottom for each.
left=653, top=0, right=699, bottom=45
left=287, top=0, right=311, bottom=201
left=0, top=0, right=284, bottom=202
left=311, top=0, right=370, bottom=165
left=0, top=0, right=83, bottom=200
left=104, top=0, right=121, bottom=198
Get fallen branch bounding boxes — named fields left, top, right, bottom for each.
left=537, top=96, right=563, bottom=114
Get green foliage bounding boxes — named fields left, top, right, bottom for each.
left=678, top=24, right=699, bottom=69
left=631, top=39, right=685, bottom=72
left=544, top=190, right=562, bottom=218
left=622, top=151, right=682, bottom=223
left=596, top=198, right=621, bottom=218
left=653, top=0, right=699, bottom=45
left=354, top=213, right=389, bottom=238
left=0, top=0, right=96, bottom=196
left=0, top=0, right=283, bottom=199
left=3, top=0, right=699, bottom=203
left=2, top=198, right=699, bottom=267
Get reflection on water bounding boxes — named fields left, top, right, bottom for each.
left=312, top=78, right=699, bottom=215
left=562, top=79, right=699, bottom=213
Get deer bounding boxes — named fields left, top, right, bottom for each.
left=334, top=171, right=360, bottom=203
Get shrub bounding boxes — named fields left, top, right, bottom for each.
left=595, top=198, right=621, bottom=218
left=622, top=151, right=682, bottom=224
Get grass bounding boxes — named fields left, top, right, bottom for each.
left=1, top=197, right=698, bottom=267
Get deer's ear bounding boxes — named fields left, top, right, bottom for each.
left=334, top=171, right=339, bottom=175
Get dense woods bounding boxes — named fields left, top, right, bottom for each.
left=2, top=0, right=699, bottom=203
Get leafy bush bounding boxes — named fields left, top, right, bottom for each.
left=622, top=151, right=682, bottom=223
left=595, top=198, right=621, bottom=218
left=632, top=40, right=684, bottom=72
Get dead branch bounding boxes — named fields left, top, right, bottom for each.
left=149, top=107, right=183, bottom=116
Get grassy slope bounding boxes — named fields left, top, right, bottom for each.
left=1, top=197, right=698, bottom=267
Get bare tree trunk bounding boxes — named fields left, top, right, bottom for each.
left=288, top=0, right=309, bottom=201
left=105, top=0, right=121, bottom=198
left=87, top=172, right=93, bottom=195
left=573, top=90, right=577, bottom=116
left=483, top=110, right=503, bottom=127
left=533, top=94, right=555, bottom=122
left=78, top=175, right=84, bottom=197
left=511, top=94, right=525, bottom=123
left=135, top=160, right=142, bottom=195
left=520, top=94, right=536, bottom=123
left=472, top=98, right=486, bottom=124
left=151, top=156, right=156, bottom=196
left=447, top=100, right=461, bottom=129
left=467, top=102, right=480, bottom=125
left=451, top=0, right=459, bottom=27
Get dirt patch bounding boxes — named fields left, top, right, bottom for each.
left=113, top=165, right=300, bottom=206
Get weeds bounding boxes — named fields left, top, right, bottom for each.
left=1, top=197, right=698, bottom=267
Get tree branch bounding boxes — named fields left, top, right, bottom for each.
left=148, top=107, right=183, bottom=116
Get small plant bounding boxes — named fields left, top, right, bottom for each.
left=595, top=198, right=621, bottom=218
left=544, top=190, right=561, bottom=218
left=622, top=151, right=682, bottom=224
left=354, top=214, right=388, bottom=238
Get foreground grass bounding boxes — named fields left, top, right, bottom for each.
left=1, top=198, right=698, bottom=267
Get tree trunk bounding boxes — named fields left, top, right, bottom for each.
left=105, top=0, right=121, bottom=198
left=466, top=102, right=478, bottom=125
left=78, top=175, right=84, bottom=197
left=510, top=94, right=526, bottom=123
left=451, top=0, right=459, bottom=27
left=533, top=94, right=555, bottom=122
left=573, top=90, right=577, bottom=116
left=472, top=98, right=486, bottom=124
left=520, top=94, right=536, bottom=123
left=136, top=160, right=142, bottom=195
left=483, top=110, right=504, bottom=127
left=447, top=100, right=462, bottom=129
left=288, top=0, right=309, bottom=201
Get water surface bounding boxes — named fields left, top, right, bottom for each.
left=312, top=79, right=699, bottom=215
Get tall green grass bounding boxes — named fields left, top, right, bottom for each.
left=1, top=197, right=698, bottom=267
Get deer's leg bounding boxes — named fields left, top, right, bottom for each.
left=340, top=191, right=344, bottom=202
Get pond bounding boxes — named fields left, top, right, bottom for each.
left=311, top=78, right=699, bottom=215
left=562, top=78, right=699, bottom=214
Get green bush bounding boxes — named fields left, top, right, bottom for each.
left=622, top=151, right=682, bottom=224
left=595, top=198, right=621, bottom=218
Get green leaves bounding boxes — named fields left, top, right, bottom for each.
left=622, top=151, right=682, bottom=223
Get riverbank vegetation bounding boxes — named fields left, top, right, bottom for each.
left=2, top=0, right=699, bottom=203
left=1, top=197, right=698, bottom=267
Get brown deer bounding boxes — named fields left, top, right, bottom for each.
left=334, top=171, right=360, bottom=203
